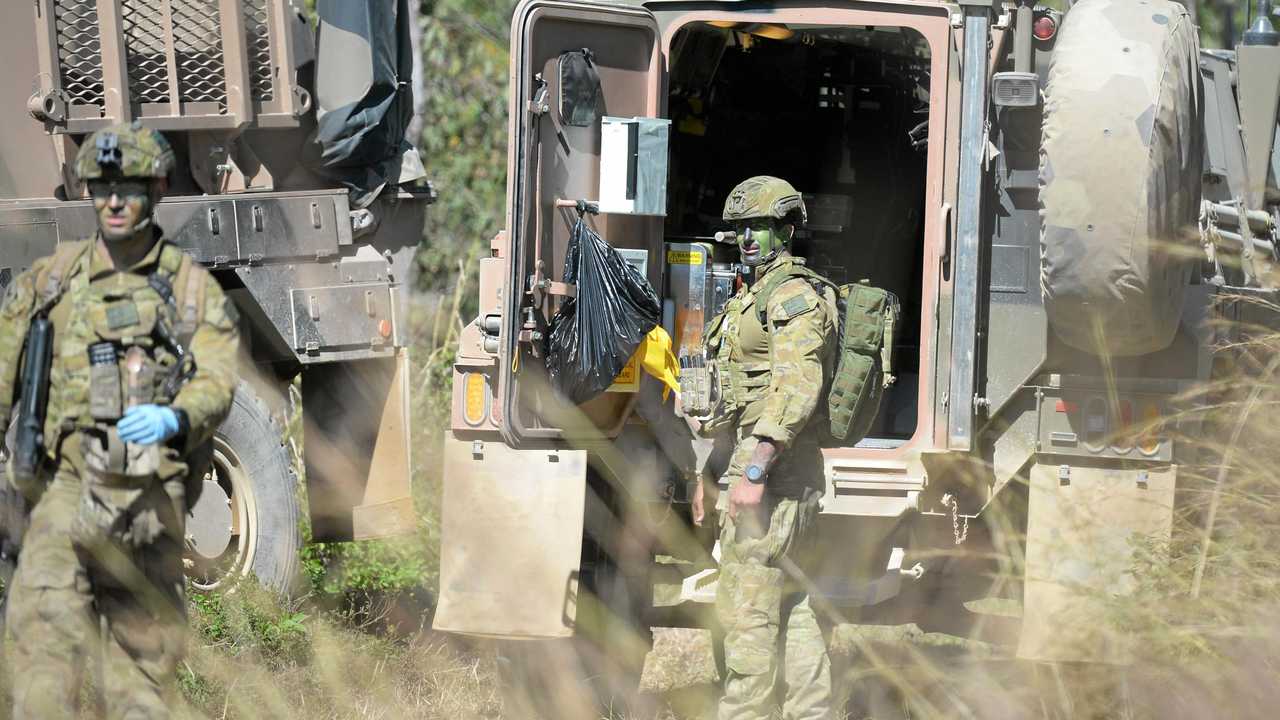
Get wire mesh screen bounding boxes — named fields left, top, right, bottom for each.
left=122, top=0, right=171, bottom=105
left=40, top=0, right=298, bottom=129
left=171, top=0, right=228, bottom=110
left=244, top=0, right=274, bottom=102
left=54, top=0, right=105, bottom=109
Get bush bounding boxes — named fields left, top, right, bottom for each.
left=189, top=582, right=312, bottom=669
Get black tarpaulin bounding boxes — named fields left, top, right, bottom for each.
left=309, top=0, right=425, bottom=208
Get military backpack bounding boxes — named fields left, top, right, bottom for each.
left=752, top=262, right=901, bottom=444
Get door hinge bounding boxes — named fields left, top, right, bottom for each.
left=527, top=74, right=549, bottom=116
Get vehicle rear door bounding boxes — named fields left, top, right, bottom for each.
left=498, top=0, right=665, bottom=445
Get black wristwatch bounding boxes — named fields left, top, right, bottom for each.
left=172, top=407, right=191, bottom=444
left=745, top=464, right=767, bottom=484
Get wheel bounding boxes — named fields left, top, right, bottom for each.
left=185, top=381, right=300, bottom=594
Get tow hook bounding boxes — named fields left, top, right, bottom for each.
left=900, top=562, right=926, bottom=581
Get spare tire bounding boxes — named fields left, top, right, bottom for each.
left=1040, top=0, right=1203, bottom=356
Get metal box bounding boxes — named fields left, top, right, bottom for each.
left=662, top=242, right=710, bottom=354
left=291, top=283, right=397, bottom=355
left=597, top=116, right=671, bottom=216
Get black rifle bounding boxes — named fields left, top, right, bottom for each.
left=11, top=315, right=53, bottom=486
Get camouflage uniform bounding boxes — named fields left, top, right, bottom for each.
left=0, top=123, right=239, bottom=719
left=705, top=178, right=836, bottom=720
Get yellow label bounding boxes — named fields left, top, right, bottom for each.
left=607, top=354, right=641, bottom=393
left=667, top=250, right=704, bottom=266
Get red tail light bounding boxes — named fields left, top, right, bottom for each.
left=1033, top=15, right=1058, bottom=41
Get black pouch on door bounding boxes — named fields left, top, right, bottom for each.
left=558, top=48, right=603, bottom=127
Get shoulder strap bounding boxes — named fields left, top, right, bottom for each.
left=754, top=261, right=834, bottom=324
left=36, top=240, right=92, bottom=310
left=147, top=243, right=186, bottom=304
left=176, top=255, right=206, bottom=342
left=153, top=245, right=206, bottom=342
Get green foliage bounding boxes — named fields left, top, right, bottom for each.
left=302, top=536, right=435, bottom=596
left=189, top=583, right=313, bottom=669
left=414, top=0, right=517, bottom=304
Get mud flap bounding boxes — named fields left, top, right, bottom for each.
left=433, top=437, right=586, bottom=638
left=1018, top=462, right=1176, bottom=663
left=304, top=349, right=415, bottom=541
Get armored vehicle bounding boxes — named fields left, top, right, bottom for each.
left=0, top=0, right=430, bottom=593
left=434, top=0, right=1279, bottom=706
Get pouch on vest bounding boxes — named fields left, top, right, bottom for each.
left=88, top=341, right=123, bottom=420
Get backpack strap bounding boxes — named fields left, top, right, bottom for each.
left=151, top=243, right=205, bottom=345
left=179, top=257, right=207, bottom=339
left=753, top=260, right=834, bottom=325
left=36, top=240, right=92, bottom=313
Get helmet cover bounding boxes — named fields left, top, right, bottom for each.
left=75, top=121, right=175, bottom=182
left=722, top=176, right=807, bottom=226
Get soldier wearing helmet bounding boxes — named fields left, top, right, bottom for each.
left=0, top=121, right=239, bottom=719
left=698, top=176, right=837, bottom=719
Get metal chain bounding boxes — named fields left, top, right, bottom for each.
left=943, top=493, right=970, bottom=545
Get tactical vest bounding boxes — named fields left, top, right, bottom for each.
left=36, top=240, right=206, bottom=470
left=705, top=257, right=835, bottom=429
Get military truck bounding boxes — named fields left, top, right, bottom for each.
left=0, top=0, right=430, bottom=593
left=433, top=0, right=1278, bottom=705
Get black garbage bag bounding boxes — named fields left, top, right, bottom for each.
left=546, top=218, right=660, bottom=404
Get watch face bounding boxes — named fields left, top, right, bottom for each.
left=746, top=465, right=764, bottom=482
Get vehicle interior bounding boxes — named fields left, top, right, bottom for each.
left=665, top=22, right=933, bottom=443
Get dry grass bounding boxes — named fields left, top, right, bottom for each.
left=7, top=290, right=1280, bottom=720
left=168, top=292, right=1280, bottom=720
left=175, top=603, right=503, bottom=720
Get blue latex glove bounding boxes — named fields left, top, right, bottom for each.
left=117, top=405, right=180, bottom=445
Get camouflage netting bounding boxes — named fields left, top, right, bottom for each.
left=1039, top=0, right=1203, bottom=357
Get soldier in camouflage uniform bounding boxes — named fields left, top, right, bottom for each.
left=702, top=176, right=837, bottom=720
left=0, top=122, right=239, bottom=719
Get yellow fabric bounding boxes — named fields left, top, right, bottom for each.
left=636, top=326, right=681, bottom=400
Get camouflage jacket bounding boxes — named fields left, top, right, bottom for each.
left=0, top=235, right=239, bottom=462
left=705, top=254, right=837, bottom=447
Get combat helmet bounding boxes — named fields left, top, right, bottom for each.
left=722, top=176, right=807, bottom=226
left=74, top=121, right=175, bottom=182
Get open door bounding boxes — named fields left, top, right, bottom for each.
left=498, top=0, right=664, bottom=446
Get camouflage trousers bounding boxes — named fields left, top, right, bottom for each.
left=716, top=481, right=831, bottom=720
left=5, top=463, right=186, bottom=719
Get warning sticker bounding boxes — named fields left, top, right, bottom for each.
left=608, top=354, right=641, bottom=393
left=667, top=250, right=704, bottom=265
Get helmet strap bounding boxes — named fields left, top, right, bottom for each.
left=740, top=222, right=793, bottom=267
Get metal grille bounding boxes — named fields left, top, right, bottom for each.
left=122, top=0, right=171, bottom=105
left=244, top=0, right=274, bottom=102
left=54, top=0, right=105, bottom=108
left=170, top=0, right=227, bottom=110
